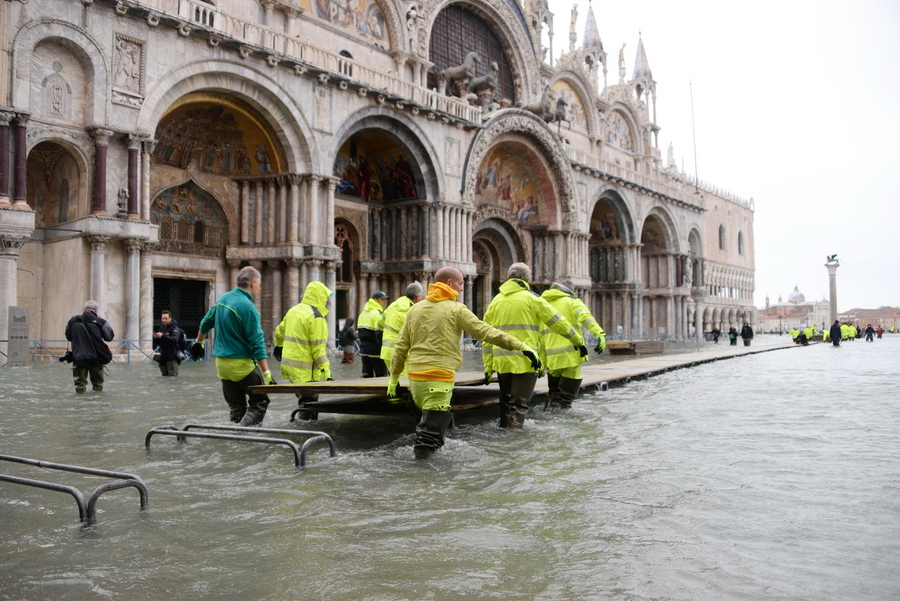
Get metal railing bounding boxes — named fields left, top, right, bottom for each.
left=0, top=339, right=210, bottom=367
left=145, top=424, right=336, bottom=469
left=0, top=454, right=149, bottom=525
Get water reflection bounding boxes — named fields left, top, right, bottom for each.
left=1, top=336, right=898, bottom=600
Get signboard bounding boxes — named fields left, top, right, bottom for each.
left=7, top=306, right=30, bottom=367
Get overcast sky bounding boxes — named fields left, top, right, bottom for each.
left=545, top=0, right=900, bottom=311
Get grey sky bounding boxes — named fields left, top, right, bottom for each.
left=546, top=0, right=900, bottom=311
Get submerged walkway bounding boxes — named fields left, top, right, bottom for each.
left=252, top=342, right=799, bottom=418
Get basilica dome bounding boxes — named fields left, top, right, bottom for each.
left=787, top=285, right=805, bottom=304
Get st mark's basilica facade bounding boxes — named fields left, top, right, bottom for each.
left=0, top=0, right=755, bottom=350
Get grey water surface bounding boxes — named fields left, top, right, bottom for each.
left=1, top=335, right=898, bottom=601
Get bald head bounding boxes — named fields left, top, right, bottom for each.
left=433, top=267, right=464, bottom=295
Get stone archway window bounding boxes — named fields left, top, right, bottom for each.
left=738, top=231, right=744, bottom=255
left=177, top=217, right=192, bottom=242
left=428, top=4, right=516, bottom=103
left=334, top=222, right=354, bottom=283
left=193, top=220, right=206, bottom=244
left=159, top=215, right=175, bottom=240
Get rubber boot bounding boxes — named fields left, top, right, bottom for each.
left=553, top=377, right=582, bottom=409
left=545, top=375, right=561, bottom=410
left=413, top=410, right=454, bottom=459
left=498, top=373, right=537, bottom=429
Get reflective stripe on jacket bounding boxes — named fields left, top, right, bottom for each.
left=482, top=279, right=583, bottom=374
left=380, top=296, right=415, bottom=363
left=540, top=288, right=605, bottom=371
left=274, top=281, right=332, bottom=383
left=357, top=298, right=385, bottom=356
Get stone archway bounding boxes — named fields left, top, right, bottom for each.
left=26, top=140, right=87, bottom=227
left=471, top=217, right=521, bottom=317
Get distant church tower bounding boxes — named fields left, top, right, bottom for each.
left=631, top=34, right=657, bottom=123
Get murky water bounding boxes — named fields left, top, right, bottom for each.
left=2, top=335, right=899, bottom=600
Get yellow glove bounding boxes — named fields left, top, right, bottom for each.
left=263, top=370, right=276, bottom=385
left=387, top=378, right=399, bottom=398
left=594, top=336, right=606, bottom=354
left=318, top=364, right=332, bottom=381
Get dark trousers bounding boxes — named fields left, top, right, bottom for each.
left=73, top=366, right=104, bottom=392
left=498, top=372, right=538, bottom=428
left=743, top=339, right=751, bottom=346
left=361, top=355, right=387, bottom=378
left=221, top=366, right=270, bottom=424
left=158, top=360, right=179, bottom=376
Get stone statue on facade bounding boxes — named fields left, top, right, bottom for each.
left=519, top=86, right=554, bottom=119
left=436, top=51, right=481, bottom=97
left=543, top=97, right=570, bottom=132
left=469, top=61, right=499, bottom=112
left=618, top=43, right=626, bottom=82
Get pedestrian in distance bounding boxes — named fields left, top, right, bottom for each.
left=728, top=327, right=738, bottom=346
left=153, top=310, right=186, bottom=376
left=540, top=282, right=606, bottom=410
left=358, top=291, right=389, bottom=378
left=829, top=320, right=842, bottom=347
left=483, top=262, right=585, bottom=429
left=191, top=266, right=275, bottom=427
left=339, top=317, right=358, bottom=364
left=64, top=300, right=114, bottom=393
left=740, top=322, right=754, bottom=347
left=865, top=324, right=875, bottom=342
left=387, top=267, right=538, bottom=459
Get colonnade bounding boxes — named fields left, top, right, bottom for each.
left=236, top=174, right=338, bottom=247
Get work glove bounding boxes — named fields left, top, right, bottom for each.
left=387, top=378, right=399, bottom=398
left=273, top=346, right=283, bottom=361
left=317, top=364, right=332, bottom=382
left=263, top=370, right=277, bottom=385
left=188, top=340, right=205, bottom=361
left=483, top=372, right=493, bottom=386
left=520, top=345, right=542, bottom=371
left=594, top=338, right=606, bottom=354
left=576, top=344, right=589, bottom=359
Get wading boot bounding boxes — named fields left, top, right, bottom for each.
left=413, top=410, right=454, bottom=459
left=553, top=377, right=582, bottom=410
left=545, top=375, right=561, bottom=410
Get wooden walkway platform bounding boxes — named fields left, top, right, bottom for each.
left=250, top=342, right=799, bottom=418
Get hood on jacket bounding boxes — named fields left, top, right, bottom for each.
left=363, top=298, right=385, bottom=313
left=498, top=278, right=530, bottom=296
left=302, top=281, right=333, bottom=316
left=541, top=288, right=573, bottom=302
left=425, top=282, right=459, bottom=303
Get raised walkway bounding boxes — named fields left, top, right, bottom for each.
left=252, top=342, right=799, bottom=418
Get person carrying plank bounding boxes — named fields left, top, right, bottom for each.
left=387, top=267, right=539, bottom=459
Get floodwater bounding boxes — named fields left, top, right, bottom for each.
left=1, top=335, right=899, bottom=601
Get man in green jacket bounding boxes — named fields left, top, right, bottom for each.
left=273, top=281, right=333, bottom=384
left=540, top=282, right=606, bottom=409
left=192, top=266, right=274, bottom=426
left=388, top=267, right=539, bottom=458
left=483, top=263, right=586, bottom=429
left=380, top=281, right=424, bottom=372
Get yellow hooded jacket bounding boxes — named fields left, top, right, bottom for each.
left=274, top=281, right=332, bottom=383
left=540, top=288, right=606, bottom=371
left=389, top=282, right=525, bottom=382
left=482, top=279, right=584, bottom=375
left=380, top=295, right=416, bottom=364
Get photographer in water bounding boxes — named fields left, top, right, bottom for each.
left=153, top=310, right=186, bottom=376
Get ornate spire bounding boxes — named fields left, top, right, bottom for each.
left=633, top=33, right=652, bottom=81
left=582, top=1, right=603, bottom=51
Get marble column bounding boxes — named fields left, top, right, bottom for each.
left=356, top=273, right=367, bottom=317
left=464, top=276, right=474, bottom=309
left=266, top=180, right=276, bottom=244
left=285, top=259, right=300, bottom=308
left=0, top=111, right=12, bottom=205
left=249, top=260, right=263, bottom=311
left=254, top=181, right=264, bottom=244
left=127, top=135, right=141, bottom=219
left=240, top=181, right=250, bottom=244
left=307, top=175, right=322, bottom=245
left=125, top=239, right=141, bottom=340
left=435, top=204, right=444, bottom=260
left=139, top=243, right=155, bottom=347
left=13, top=114, right=29, bottom=208
left=269, top=261, right=283, bottom=334
left=89, top=128, right=113, bottom=215
left=324, top=262, right=336, bottom=348
left=88, top=236, right=109, bottom=313
left=308, top=259, right=322, bottom=283
left=228, top=259, right=242, bottom=289
left=695, top=302, right=704, bottom=339
left=422, top=205, right=431, bottom=258
left=278, top=177, right=288, bottom=243
left=325, top=177, right=338, bottom=247
left=0, top=233, right=30, bottom=355
left=288, top=175, right=301, bottom=243
left=141, top=138, right=156, bottom=221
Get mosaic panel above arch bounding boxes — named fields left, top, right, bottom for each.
left=152, top=93, right=285, bottom=176
left=640, top=215, right=667, bottom=252
left=299, top=0, right=389, bottom=45
left=551, top=80, right=587, bottom=134
left=151, top=181, right=229, bottom=258
left=589, top=198, right=624, bottom=245
left=474, top=146, right=543, bottom=225
left=334, top=130, right=421, bottom=202
left=607, top=110, right=634, bottom=152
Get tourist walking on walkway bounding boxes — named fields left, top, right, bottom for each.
left=728, top=327, right=739, bottom=346
left=273, top=281, right=333, bottom=384
left=358, top=291, right=388, bottom=378
left=65, top=300, right=114, bottom=393
left=339, top=317, right=358, bottom=364
left=540, top=282, right=606, bottom=410
left=483, top=263, right=584, bottom=429
left=153, top=310, right=185, bottom=376
left=387, top=267, right=535, bottom=458
left=829, top=320, right=842, bottom=347
left=740, top=322, right=754, bottom=346
left=191, top=266, right=274, bottom=426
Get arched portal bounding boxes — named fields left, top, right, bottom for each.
left=26, top=141, right=86, bottom=227
left=639, top=211, right=679, bottom=337
left=588, top=190, right=635, bottom=340
left=333, top=219, right=360, bottom=326
left=471, top=218, right=520, bottom=317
